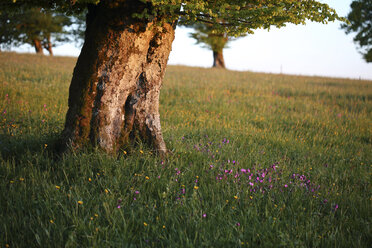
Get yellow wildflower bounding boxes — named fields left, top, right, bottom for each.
left=77, top=201, right=83, bottom=205
left=55, top=185, right=60, bottom=189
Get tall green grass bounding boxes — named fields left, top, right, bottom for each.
left=0, top=52, right=371, bottom=247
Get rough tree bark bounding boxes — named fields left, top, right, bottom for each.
left=59, top=0, right=176, bottom=156
left=33, top=39, right=44, bottom=54
left=213, top=50, right=225, bottom=68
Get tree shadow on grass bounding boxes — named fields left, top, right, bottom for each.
left=0, top=132, right=61, bottom=162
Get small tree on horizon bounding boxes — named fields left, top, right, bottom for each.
left=1, top=0, right=346, bottom=156
left=0, top=7, right=74, bottom=55
left=189, top=23, right=234, bottom=69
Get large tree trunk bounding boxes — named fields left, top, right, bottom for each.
left=33, top=39, right=44, bottom=54
left=59, top=1, right=176, bottom=156
left=213, top=50, right=225, bottom=68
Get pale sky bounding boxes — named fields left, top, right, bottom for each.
left=14, top=0, right=372, bottom=80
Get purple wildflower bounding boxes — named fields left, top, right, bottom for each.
left=333, top=204, right=339, bottom=211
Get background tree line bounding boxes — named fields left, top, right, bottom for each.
left=0, top=7, right=84, bottom=55
left=1, top=1, right=371, bottom=64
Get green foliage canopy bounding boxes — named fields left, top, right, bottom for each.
left=3, top=0, right=346, bottom=37
left=154, top=0, right=346, bottom=36
left=342, top=0, right=372, bottom=63
left=189, top=23, right=231, bottom=53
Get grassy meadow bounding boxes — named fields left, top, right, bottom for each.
left=0, top=52, right=371, bottom=247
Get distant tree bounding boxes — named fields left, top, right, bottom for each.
left=342, top=0, right=372, bottom=62
left=190, top=23, right=235, bottom=69
left=1, top=0, right=346, bottom=156
left=68, top=10, right=87, bottom=48
left=0, top=7, right=74, bottom=55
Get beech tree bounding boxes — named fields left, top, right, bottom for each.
left=189, top=23, right=233, bottom=68
left=342, top=0, right=372, bottom=63
left=2, top=0, right=345, bottom=155
left=0, top=7, right=73, bottom=55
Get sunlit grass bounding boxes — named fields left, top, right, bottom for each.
left=0, top=52, right=371, bottom=247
